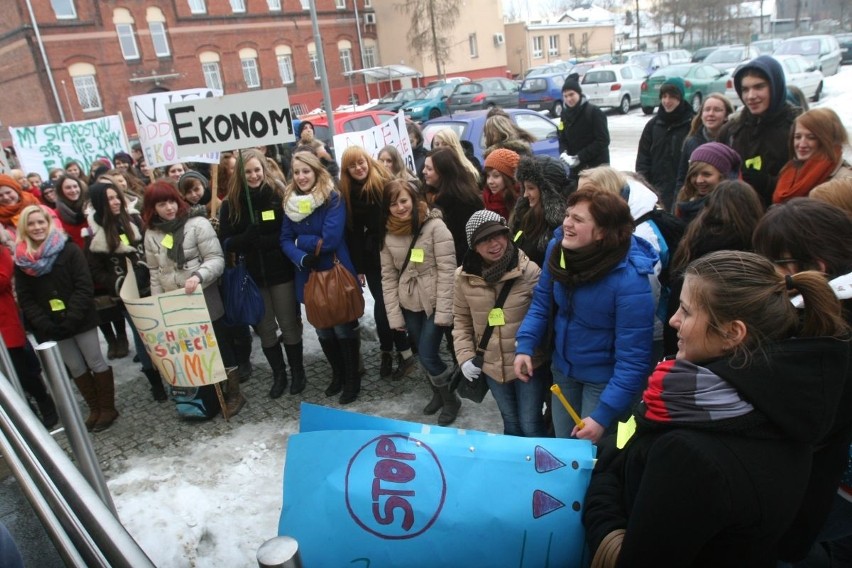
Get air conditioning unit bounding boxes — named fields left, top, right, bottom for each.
left=364, top=13, right=376, bottom=25
left=493, top=32, right=505, bottom=46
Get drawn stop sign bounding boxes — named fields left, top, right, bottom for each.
left=345, top=434, right=446, bottom=540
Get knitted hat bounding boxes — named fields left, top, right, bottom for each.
left=515, top=155, right=569, bottom=196
left=0, top=174, right=22, bottom=192
left=465, top=209, right=509, bottom=248
left=689, top=142, right=742, bottom=179
left=484, top=148, right=520, bottom=180
left=113, top=151, right=133, bottom=166
left=562, top=73, right=582, bottom=95
left=178, top=171, right=211, bottom=206
left=660, top=77, right=686, bottom=101
left=88, top=182, right=114, bottom=226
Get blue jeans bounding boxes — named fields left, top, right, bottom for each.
left=552, top=366, right=608, bottom=439
left=315, top=320, right=359, bottom=340
left=486, top=373, right=547, bottom=437
left=402, top=310, right=447, bottom=377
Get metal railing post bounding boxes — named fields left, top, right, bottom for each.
left=0, top=334, right=25, bottom=396
left=35, top=341, right=116, bottom=514
left=257, top=536, right=302, bottom=568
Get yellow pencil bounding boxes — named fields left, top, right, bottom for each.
left=550, top=384, right=585, bottom=429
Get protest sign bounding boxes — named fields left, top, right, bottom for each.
left=332, top=111, right=415, bottom=173
left=128, top=88, right=221, bottom=168
left=165, top=88, right=295, bottom=156
left=0, top=149, right=8, bottom=174
left=9, top=115, right=128, bottom=179
left=279, top=404, right=595, bottom=567
left=119, top=265, right=226, bottom=387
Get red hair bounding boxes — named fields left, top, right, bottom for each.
left=142, top=180, right=189, bottom=227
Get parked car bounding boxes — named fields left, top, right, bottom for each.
left=401, top=84, right=454, bottom=122
left=299, top=110, right=396, bottom=141
left=581, top=64, right=648, bottom=114
left=421, top=108, right=561, bottom=162
left=662, top=49, right=692, bottom=65
left=775, top=35, right=843, bottom=76
left=703, top=44, right=760, bottom=73
left=518, top=71, right=568, bottom=117
left=446, top=78, right=520, bottom=113
left=525, top=61, right=573, bottom=77
left=568, top=60, right=608, bottom=80
left=752, top=38, right=782, bottom=55
left=614, top=51, right=669, bottom=75
left=425, top=76, right=470, bottom=88
left=640, top=63, right=729, bottom=114
left=370, top=88, right=424, bottom=111
left=691, top=46, right=719, bottom=62
left=774, top=54, right=825, bottom=101
left=837, top=33, right=852, bottom=64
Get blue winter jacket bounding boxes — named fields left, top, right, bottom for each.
left=515, top=233, right=657, bottom=428
left=279, top=191, right=359, bottom=304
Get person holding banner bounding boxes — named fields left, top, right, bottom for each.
left=583, top=250, right=850, bottom=566
left=378, top=145, right=418, bottom=183
left=142, top=181, right=246, bottom=416
left=13, top=205, right=118, bottom=431
left=85, top=181, right=167, bottom=402
left=280, top=152, right=361, bottom=404
left=219, top=149, right=305, bottom=399
left=340, top=147, right=415, bottom=380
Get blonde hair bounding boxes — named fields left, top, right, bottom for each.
left=225, top=148, right=283, bottom=223
left=16, top=205, right=59, bottom=252
left=810, top=178, right=852, bottom=217
left=578, top=166, right=628, bottom=196
left=283, top=152, right=336, bottom=206
left=431, top=128, right=480, bottom=183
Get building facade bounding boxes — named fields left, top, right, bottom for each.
left=505, top=20, right=615, bottom=77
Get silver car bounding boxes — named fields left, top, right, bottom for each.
left=774, top=54, right=825, bottom=101
left=580, top=64, right=648, bottom=114
left=775, top=35, right=843, bottom=76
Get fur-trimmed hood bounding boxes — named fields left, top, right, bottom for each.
left=509, top=163, right=568, bottom=266
left=483, top=138, right=533, bottom=161
left=515, top=155, right=571, bottom=197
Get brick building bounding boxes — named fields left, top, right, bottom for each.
left=0, top=0, right=380, bottom=141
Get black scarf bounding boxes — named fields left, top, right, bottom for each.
left=56, top=198, right=85, bottom=226
left=151, top=209, right=206, bottom=268
left=463, top=241, right=519, bottom=283
left=547, top=237, right=630, bottom=287
left=659, top=100, right=693, bottom=126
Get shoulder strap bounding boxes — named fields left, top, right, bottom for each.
left=475, top=278, right=517, bottom=356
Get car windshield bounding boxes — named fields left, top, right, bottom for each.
left=705, top=48, right=745, bottom=63
left=651, top=64, right=692, bottom=78
left=777, top=39, right=820, bottom=56
left=521, top=78, right=548, bottom=92
left=422, top=86, right=445, bottom=99
left=379, top=92, right=404, bottom=103
left=583, top=70, right=617, bottom=83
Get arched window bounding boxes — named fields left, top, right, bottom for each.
left=146, top=8, right=170, bottom=58
left=239, top=47, right=260, bottom=89
left=362, top=39, right=378, bottom=68
left=113, top=8, right=139, bottom=60
left=338, top=39, right=353, bottom=74
left=69, top=63, right=101, bottom=112
left=275, top=46, right=294, bottom=85
left=199, top=51, right=222, bottom=91
left=307, top=43, right=320, bottom=80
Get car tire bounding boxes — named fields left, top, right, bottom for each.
left=812, top=82, right=822, bottom=102
left=691, top=93, right=702, bottom=113
left=619, top=95, right=630, bottom=114
left=551, top=101, right=563, bottom=118
left=642, top=105, right=654, bottom=115
left=428, top=108, right=441, bottom=119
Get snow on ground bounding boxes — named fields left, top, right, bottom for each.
left=108, top=65, right=852, bottom=567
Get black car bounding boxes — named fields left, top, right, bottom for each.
left=837, top=33, right=852, bottom=65
left=691, top=46, right=719, bottom=62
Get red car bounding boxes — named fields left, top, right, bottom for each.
left=297, top=110, right=397, bottom=140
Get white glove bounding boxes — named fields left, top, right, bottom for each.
left=461, top=359, right=481, bottom=382
left=560, top=152, right=580, bottom=167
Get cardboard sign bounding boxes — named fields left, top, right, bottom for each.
left=119, top=263, right=226, bottom=387
left=9, top=115, right=128, bottom=179
left=279, top=404, right=595, bottom=567
left=165, top=88, right=295, bottom=156
left=128, top=88, right=222, bottom=168
left=332, top=111, right=415, bottom=174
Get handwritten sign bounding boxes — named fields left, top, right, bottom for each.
left=119, top=263, right=226, bottom=387
left=8, top=116, right=128, bottom=179
left=0, top=148, right=9, bottom=174
left=165, top=88, right=295, bottom=156
left=128, top=88, right=221, bottom=168
left=332, top=111, right=415, bottom=174
left=279, top=404, right=595, bottom=567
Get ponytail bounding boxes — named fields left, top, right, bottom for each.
left=787, top=271, right=848, bottom=338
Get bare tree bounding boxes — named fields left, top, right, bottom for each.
left=396, top=0, right=460, bottom=79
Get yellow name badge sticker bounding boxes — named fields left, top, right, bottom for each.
left=513, top=230, right=523, bottom=242
left=49, top=299, right=66, bottom=312
left=298, top=200, right=312, bottom=214
left=410, top=248, right=425, bottom=263
left=487, top=307, right=506, bottom=326
left=261, top=210, right=275, bottom=221
left=119, top=234, right=130, bottom=245
left=616, top=416, right=637, bottom=449
left=161, top=234, right=174, bottom=249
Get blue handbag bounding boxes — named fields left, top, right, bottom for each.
left=221, top=254, right=264, bottom=326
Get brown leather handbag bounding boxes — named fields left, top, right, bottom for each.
left=303, top=239, right=364, bottom=329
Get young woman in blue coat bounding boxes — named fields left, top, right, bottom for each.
left=280, top=151, right=362, bottom=404
left=514, top=186, right=657, bottom=443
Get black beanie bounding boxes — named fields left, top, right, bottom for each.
left=88, top=182, right=114, bottom=226
left=562, top=73, right=582, bottom=95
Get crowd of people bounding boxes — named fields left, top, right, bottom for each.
left=0, top=51, right=851, bottom=565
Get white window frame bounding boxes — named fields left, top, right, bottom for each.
left=532, top=36, right=543, bottom=59
left=50, top=0, right=77, bottom=19
left=116, top=23, right=140, bottom=60
left=188, top=0, right=206, bottom=14
left=230, top=0, right=246, bottom=13
left=277, top=53, right=294, bottom=84
left=469, top=33, right=478, bottom=58
left=202, top=62, right=223, bottom=91
left=335, top=0, right=346, bottom=8
left=309, top=52, right=320, bottom=80
left=267, top=0, right=282, bottom=10
left=300, top=0, right=309, bottom=9
left=364, top=0, right=372, bottom=7
left=73, top=76, right=102, bottom=112
left=548, top=35, right=559, bottom=56
left=339, top=48, right=353, bottom=74
left=149, top=22, right=170, bottom=57
left=242, top=57, right=261, bottom=88
left=362, top=45, right=377, bottom=69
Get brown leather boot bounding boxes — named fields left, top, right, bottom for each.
left=72, top=371, right=99, bottom=431
left=92, top=367, right=119, bottom=432
left=225, top=368, right=246, bottom=417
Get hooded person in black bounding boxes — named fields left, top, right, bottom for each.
left=558, top=73, right=610, bottom=181
left=719, top=55, right=802, bottom=207
left=636, top=77, right=695, bottom=212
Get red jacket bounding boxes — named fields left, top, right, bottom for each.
left=0, top=246, right=26, bottom=348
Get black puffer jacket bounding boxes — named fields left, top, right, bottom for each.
left=433, top=192, right=483, bottom=268
left=347, top=181, right=385, bottom=274
left=219, top=183, right=294, bottom=287
left=15, top=239, right=100, bottom=342
left=636, top=100, right=695, bottom=210
left=558, top=97, right=611, bottom=176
